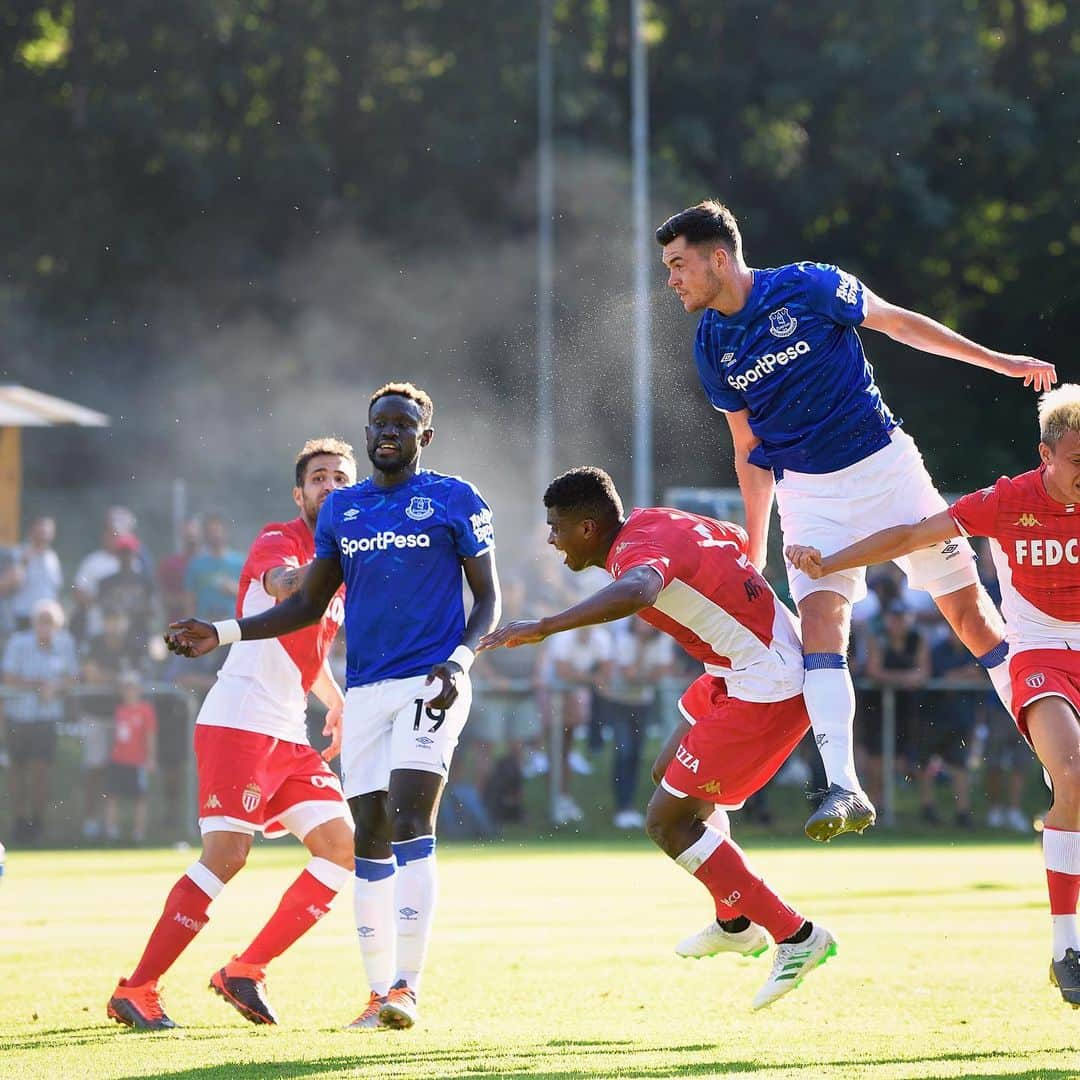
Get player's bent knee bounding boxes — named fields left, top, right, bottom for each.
left=391, top=810, right=436, bottom=842
left=200, top=831, right=252, bottom=882
left=305, top=819, right=356, bottom=869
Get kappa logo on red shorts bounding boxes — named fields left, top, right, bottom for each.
left=1026, top=672, right=1046, bottom=690
left=241, top=783, right=262, bottom=813
left=698, top=780, right=724, bottom=796
left=203, top=793, right=222, bottom=810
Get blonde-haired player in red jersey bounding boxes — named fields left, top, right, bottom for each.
left=481, top=467, right=837, bottom=1010
left=786, top=384, right=1080, bottom=1008
left=108, top=438, right=358, bottom=1030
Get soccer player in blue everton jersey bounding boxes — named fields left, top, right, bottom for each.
left=166, top=382, right=500, bottom=1030
left=656, top=200, right=1057, bottom=841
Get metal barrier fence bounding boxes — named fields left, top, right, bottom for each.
left=0, top=676, right=1002, bottom=839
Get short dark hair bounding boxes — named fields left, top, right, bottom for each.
left=369, top=381, right=434, bottom=427
left=655, top=200, right=742, bottom=256
left=543, top=467, right=623, bottom=523
left=294, top=436, right=356, bottom=487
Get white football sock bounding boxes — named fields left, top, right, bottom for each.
left=393, top=836, right=439, bottom=995
left=802, top=659, right=860, bottom=791
left=353, top=857, right=396, bottom=997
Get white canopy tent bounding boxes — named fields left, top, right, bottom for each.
left=0, top=385, right=110, bottom=544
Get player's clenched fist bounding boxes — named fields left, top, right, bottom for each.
left=164, top=618, right=221, bottom=658
left=784, top=545, right=826, bottom=579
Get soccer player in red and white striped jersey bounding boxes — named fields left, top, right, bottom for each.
left=480, top=467, right=837, bottom=1010
left=108, top=438, right=358, bottom=1030
left=786, top=384, right=1080, bottom=1007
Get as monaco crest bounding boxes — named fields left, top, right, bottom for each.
left=242, top=783, right=262, bottom=813
left=1025, top=672, right=1046, bottom=690
left=406, top=496, right=434, bottom=521
left=768, top=307, right=798, bottom=338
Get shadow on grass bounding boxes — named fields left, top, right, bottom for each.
left=98, top=1040, right=1077, bottom=1080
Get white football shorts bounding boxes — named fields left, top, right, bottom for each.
left=340, top=673, right=472, bottom=799
left=776, top=428, right=978, bottom=606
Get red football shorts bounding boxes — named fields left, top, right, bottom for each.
left=195, top=725, right=348, bottom=838
left=1010, top=649, right=1080, bottom=744
left=661, top=674, right=811, bottom=807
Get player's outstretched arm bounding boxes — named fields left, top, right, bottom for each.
left=723, top=409, right=773, bottom=570
left=785, top=510, right=961, bottom=580
left=478, top=567, right=662, bottom=651
left=861, top=291, right=1056, bottom=391
left=165, top=555, right=344, bottom=657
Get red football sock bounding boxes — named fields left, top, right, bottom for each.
left=692, top=834, right=804, bottom=943
left=236, top=860, right=348, bottom=966
left=129, top=872, right=216, bottom=986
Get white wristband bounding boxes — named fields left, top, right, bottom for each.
left=212, top=619, right=242, bottom=646
left=448, top=644, right=475, bottom=673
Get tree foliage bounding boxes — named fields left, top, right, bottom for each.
left=1, top=0, right=1076, bottom=496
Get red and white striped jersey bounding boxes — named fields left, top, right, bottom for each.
left=605, top=508, right=803, bottom=703
left=198, top=517, right=345, bottom=743
left=949, top=467, right=1080, bottom=654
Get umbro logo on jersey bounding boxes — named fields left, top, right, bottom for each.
left=1014, top=513, right=1042, bottom=527
left=343, top=507, right=361, bottom=521
left=1026, top=672, right=1046, bottom=690
left=768, top=307, right=798, bottom=338
left=720, top=351, right=737, bottom=367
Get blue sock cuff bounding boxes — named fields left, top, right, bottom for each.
left=977, top=641, right=1009, bottom=668
left=354, top=856, right=395, bottom=881
left=393, top=835, right=436, bottom=866
left=804, top=653, right=847, bottom=671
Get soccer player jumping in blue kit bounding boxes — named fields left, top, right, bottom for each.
left=656, top=200, right=1056, bottom=841
left=166, top=382, right=501, bottom=1030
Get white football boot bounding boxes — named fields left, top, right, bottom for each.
left=752, top=923, right=837, bottom=1010
left=676, top=920, right=768, bottom=960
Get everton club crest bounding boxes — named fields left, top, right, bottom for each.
left=768, top=307, right=798, bottom=338
left=406, top=496, right=435, bottom=521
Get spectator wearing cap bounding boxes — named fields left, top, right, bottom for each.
left=71, top=507, right=149, bottom=641
left=859, top=600, right=931, bottom=813
left=2, top=599, right=78, bottom=845
left=97, top=533, right=157, bottom=652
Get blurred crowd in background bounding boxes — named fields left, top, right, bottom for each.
left=0, top=506, right=1038, bottom=848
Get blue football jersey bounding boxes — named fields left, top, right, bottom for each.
left=314, top=470, right=494, bottom=687
left=694, top=262, right=900, bottom=475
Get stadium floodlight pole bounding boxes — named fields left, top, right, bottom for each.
left=536, top=0, right=555, bottom=496
left=630, top=0, right=653, bottom=508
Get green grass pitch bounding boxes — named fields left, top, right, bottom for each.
left=1, top=838, right=1076, bottom=1079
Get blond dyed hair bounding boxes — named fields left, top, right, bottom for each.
left=1038, top=384, right=1080, bottom=447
